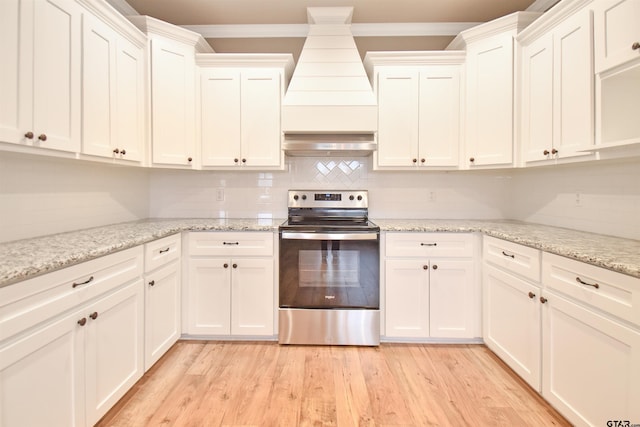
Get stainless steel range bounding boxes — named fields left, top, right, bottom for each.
left=278, top=190, right=380, bottom=345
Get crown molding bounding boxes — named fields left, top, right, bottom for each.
left=446, top=11, right=542, bottom=50
left=104, top=0, right=139, bottom=17
left=526, top=0, right=561, bottom=12
left=518, top=0, right=593, bottom=43
left=129, top=15, right=214, bottom=52
left=182, top=22, right=483, bottom=39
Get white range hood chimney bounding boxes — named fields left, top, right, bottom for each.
left=282, top=7, right=377, bottom=138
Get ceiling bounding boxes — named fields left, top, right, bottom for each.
left=118, top=0, right=551, bottom=62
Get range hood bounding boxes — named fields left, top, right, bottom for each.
left=281, top=7, right=377, bottom=155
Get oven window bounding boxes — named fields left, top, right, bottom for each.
left=279, top=237, right=379, bottom=309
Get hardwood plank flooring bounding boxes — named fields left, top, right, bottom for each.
left=97, top=341, right=569, bottom=427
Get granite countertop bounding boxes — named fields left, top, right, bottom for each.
left=1, top=218, right=639, bottom=288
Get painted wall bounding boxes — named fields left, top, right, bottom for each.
left=2, top=153, right=638, bottom=242
left=0, top=153, right=150, bottom=243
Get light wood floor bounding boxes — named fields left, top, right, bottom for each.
left=98, top=341, right=569, bottom=426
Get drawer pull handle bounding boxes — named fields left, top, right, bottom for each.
left=528, top=291, right=536, bottom=299
left=421, top=243, right=437, bottom=247
left=72, top=276, right=94, bottom=288
left=89, top=312, right=98, bottom=320
left=159, top=248, right=170, bottom=254
left=576, top=277, right=599, bottom=289
left=223, top=242, right=240, bottom=246
left=502, top=251, right=515, bottom=259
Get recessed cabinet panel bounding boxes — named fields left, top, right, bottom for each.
left=385, top=259, right=430, bottom=337
left=594, top=0, right=640, bottom=73
left=429, top=259, right=475, bottom=338
left=187, top=258, right=232, bottom=335
left=115, top=37, right=145, bottom=162
left=230, top=258, right=274, bottom=335
left=0, top=0, right=21, bottom=144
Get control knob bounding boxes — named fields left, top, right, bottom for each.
left=301, top=195, right=307, bottom=200
left=357, top=195, right=363, bottom=201
left=349, top=195, right=355, bottom=201
left=293, top=195, right=299, bottom=201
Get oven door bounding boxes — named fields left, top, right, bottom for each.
left=279, top=231, right=380, bottom=309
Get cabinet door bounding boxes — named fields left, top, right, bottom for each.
left=82, top=12, right=116, bottom=158
left=553, top=9, right=594, bottom=156
left=231, top=258, right=274, bottom=335
left=376, top=68, right=419, bottom=167
left=0, top=308, right=85, bottom=427
left=0, top=0, right=21, bottom=144
left=30, top=0, right=81, bottom=152
left=483, top=264, right=541, bottom=390
left=200, top=69, right=241, bottom=166
left=187, top=257, right=231, bottom=335
left=418, top=66, right=461, bottom=167
left=115, top=36, right=145, bottom=162
left=150, top=38, right=195, bottom=166
left=145, top=261, right=181, bottom=371
left=429, top=259, right=476, bottom=338
left=84, top=279, right=144, bottom=426
left=594, top=0, right=640, bottom=73
left=521, top=34, right=554, bottom=163
left=542, top=291, right=640, bottom=426
left=466, top=34, right=514, bottom=166
left=241, top=69, right=282, bottom=167
left=385, top=259, right=429, bottom=338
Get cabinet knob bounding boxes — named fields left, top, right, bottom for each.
left=77, top=318, right=87, bottom=326
left=234, top=158, right=239, bottom=163
left=232, top=263, right=238, bottom=269
left=543, top=149, right=550, bottom=155
left=121, top=149, right=126, bottom=155
left=469, top=157, right=475, bottom=163
left=149, top=280, right=155, bottom=286
left=432, top=264, right=438, bottom=270
left=528, top=291, right=536, bottom=299
left=242, top=158, right=247, bottom=164
left=412, top=158, right=417, bottom=164
left=24, top=131, right=34, bottom=139
left=551, top=148, right=558, bottom=155
left=89, top=312, right=98, bottom=320
left=540, top=296, right=548, bottom=304
left=38, top=134, right=47, bottom=142
left=113, top=148, right=120, bottom=154
left=632, top=42, right=640, bottom=50
left=420, top=158, right=426, bottom=164
left=223, top=263, right=229, bottom=268
left=423, top=265, right=429, bottom=270
left=187, top=157, right=193, bottom=162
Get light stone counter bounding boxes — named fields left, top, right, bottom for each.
left=1, top=218, right=639, bottom=288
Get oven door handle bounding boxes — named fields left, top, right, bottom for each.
left=280, top=232, right=379, bottom=241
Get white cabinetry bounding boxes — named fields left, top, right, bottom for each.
left=366, top=52, right=464, bottom=169
left=197, top=56, right=292, bottom=169
left=130, top=16, right=213, bottom=168
left=518, top=2, right=594, bottom=164
left=0, top=0, right=81, bottom=153
left=0, top=246, right=144, bottom=427
left=448, top=12, right=540, bottom=168
left=384, top=233, right=478, bottom=339
left=593, top=0, right=640, bottom=149
left=143, top=234, right=181, bottom=370
left=540, top=253, right=640, bottom=427
left=482, top=236, right=542, bottom=390
left=186, top=232, right=275, bottom=336
left=81, top=9, right=146, bottom=163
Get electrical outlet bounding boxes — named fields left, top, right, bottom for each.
left=575, top=192, right=582, bottom=207
left=216, top=188, right=225, bottom=202
left=428, top=191, right=437, bottom=202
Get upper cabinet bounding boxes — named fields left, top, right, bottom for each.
left=130, top=16, right=214, bottom=169
left=448, top=12, right=541, bottom=168
left=518, top=1, right=595, bottom=164
left=81, top=3, right=147, bottom=163
left=593, top=0, right=640, bottom=149
left=0, top=0, right=82, bottom=153
left=365, top=52, right=464, bottom=170
left=197, top=55, right=293, bottom=169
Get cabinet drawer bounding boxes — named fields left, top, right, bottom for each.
left=542, top=252, right=640, bottom=327
left=0, top=246, right=143, bottom=342
left=188, top=232, right=274, bottom=257
left=145, top=234, right=181, bottom=272
left=385, top=233, right=474, bottom=258
left=483, top=236, right=541, bottom=282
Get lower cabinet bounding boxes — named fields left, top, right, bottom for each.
left=0, top=254, right=144, bottom=427
left=384, top=233, right=479, bottom=339
left=185, top=232, right=275, bottom=337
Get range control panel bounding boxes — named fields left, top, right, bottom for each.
left=287, top=190, right=368, bottom=208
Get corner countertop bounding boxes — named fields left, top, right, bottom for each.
left=1, top=218, right=639, bottom=288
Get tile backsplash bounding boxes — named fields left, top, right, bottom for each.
left=2, top=153, right=638, bottom=242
